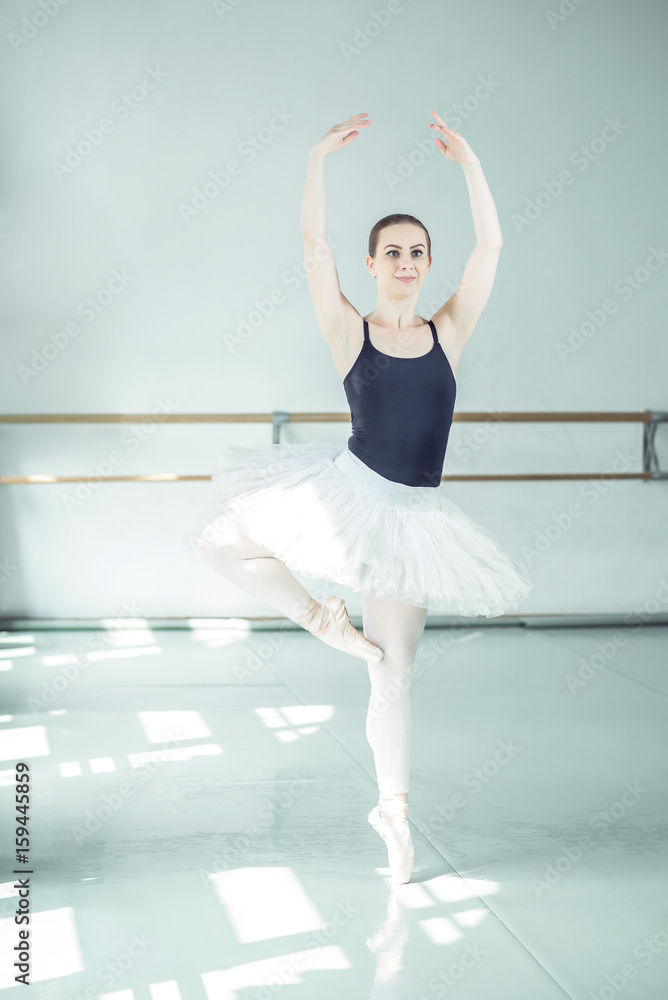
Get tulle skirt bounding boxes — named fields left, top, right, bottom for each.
left=209, top=441, right=533, bottom=617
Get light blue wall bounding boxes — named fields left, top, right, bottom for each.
left=1, top=0, right=666, bottom=618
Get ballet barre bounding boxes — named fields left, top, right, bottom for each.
left=0, top=409, right=666, bottom=483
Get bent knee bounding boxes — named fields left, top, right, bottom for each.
left=197, top=516, right=272, bottom=561
left=198, top=516, right=245, bottom=559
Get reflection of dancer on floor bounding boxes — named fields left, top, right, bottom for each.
left=200, top=111, right=506, bottom=882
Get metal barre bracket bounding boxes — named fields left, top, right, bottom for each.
left=271, top=411, right=290, bottom=444
left=643, top=412, right=668, bottom=480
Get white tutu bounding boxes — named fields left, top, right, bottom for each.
left=209, top=441, right=533, bottom=618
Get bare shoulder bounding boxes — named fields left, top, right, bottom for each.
left=430, top=310, right=465, bottom=379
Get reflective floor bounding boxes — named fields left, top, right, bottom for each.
left=0, top=620, right=667, bottom=999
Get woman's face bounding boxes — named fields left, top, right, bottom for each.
left=367, top=223, right=431, bottom=292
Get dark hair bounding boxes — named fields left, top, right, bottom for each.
left=368, top=213, right=431, bottom=258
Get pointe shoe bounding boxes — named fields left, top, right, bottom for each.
left=297, top=595, right=384, bottom=663
left=368, top=798, right=415, bottom=884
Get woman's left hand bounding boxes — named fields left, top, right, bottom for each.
left=428, top=110, right=479, bottom=164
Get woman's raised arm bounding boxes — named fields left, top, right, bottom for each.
left=301, top=113, right=371, bottom=341
left=427, top=110, right=503, bottom=346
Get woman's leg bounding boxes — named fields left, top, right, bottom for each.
left=197, top=515, right=384, bottom=660
left=361, top=593, right=428, bottom=797
left=197, top=515, right=314, bottom=624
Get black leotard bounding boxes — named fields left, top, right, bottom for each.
left=342, top=318, right=457, bottom=488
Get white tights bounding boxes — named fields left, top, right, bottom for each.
left=198, top=516, right=427, bottom=797
left=360, top=593, right=427, bottom=796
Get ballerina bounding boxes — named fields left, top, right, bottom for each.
left=198, top=111, right=532, bottom=883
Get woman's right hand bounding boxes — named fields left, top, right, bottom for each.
left=310, top=112, right=372, bottom=156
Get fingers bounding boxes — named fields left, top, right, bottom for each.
left=332, top=113, right=371, bottom=134
left=429, top=110, right=458, bottom=134
left=328, top=112, right=371, bottom=144
left=336, top=118, right=371, bottom=132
